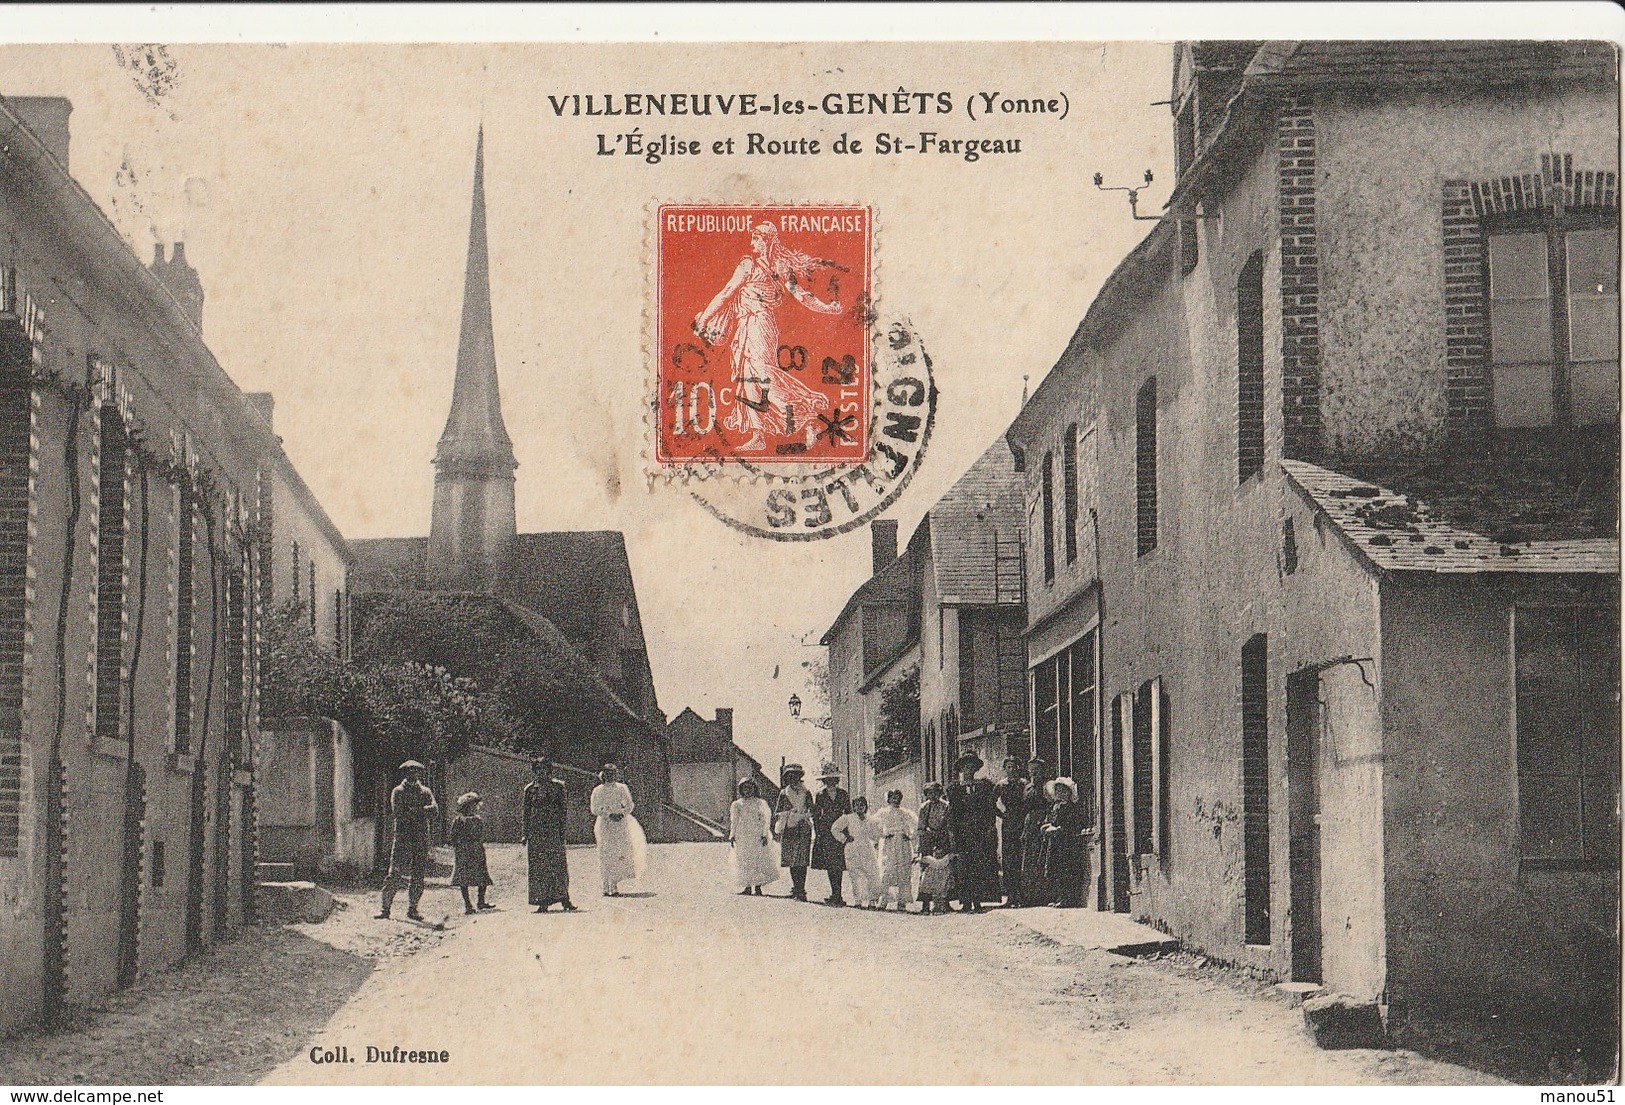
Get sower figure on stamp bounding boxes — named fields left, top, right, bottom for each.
left=693, top=221, right=842, bottom=453
left=947, top=752, right=1000, bottom=914
left=773, top=763, right=814, bottom=901
left=811, top=763, right=852, bottom=906
left=378, top=760, right=438, bottom=921
left=995, top=756, right=1030, bottom=908
left=523, top=757, right=577, bottom=914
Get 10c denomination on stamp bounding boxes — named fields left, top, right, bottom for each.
left=654, top=204, right=873, bottom=466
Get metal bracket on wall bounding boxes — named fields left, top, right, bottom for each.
left=1093, top=171, right=1219, bottom=223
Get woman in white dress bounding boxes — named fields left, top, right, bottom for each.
left=589, top=764, right=647, bottom=896
left=829, top=796, right=884, bottom=908
left=874, top=789, right=918, bottom=911
left=728, top=778, right=779, bottom=895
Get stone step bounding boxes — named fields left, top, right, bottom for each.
left=1274, top=981, right=1324, bottom=1006
left=256, top=880, right=335, bottom=924
left=256, top=861, right=296, bottom=882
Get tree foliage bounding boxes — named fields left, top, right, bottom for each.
left=349, top=592, right=655, bottom=766
left=260, top=599, right=481, bottom=768
left=872, top=664, right=921, bottom=773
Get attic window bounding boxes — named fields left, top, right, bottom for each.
left=1487, top=211, right=1619, bottom=428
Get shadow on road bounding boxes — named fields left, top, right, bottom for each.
left=0, top=925, right=377, bottom=1085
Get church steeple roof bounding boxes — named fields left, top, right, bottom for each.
left=434, top=127, right=517, bottom=477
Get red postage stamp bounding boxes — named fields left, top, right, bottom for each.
left=654, top=204, right=872, bottom=466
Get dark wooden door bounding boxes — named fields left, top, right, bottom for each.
left=1286, top=669, right=1323, bottom=983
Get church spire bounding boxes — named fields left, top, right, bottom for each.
left=435, top=126, right=517, bottom=475
left=428, top=128, right=518, bottom=591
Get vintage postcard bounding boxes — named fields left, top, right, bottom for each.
left=0, top=4, right=1620, bottom=1092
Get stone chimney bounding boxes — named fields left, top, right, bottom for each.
left=245, top=392, right=275, bottom=429
left=715, top=707, right=734, bottom=737
left=9, top=97, right=72, bottom=169
left=871, top=519, right=898, bottom=572
left=149, top=241, right=204, bottom=332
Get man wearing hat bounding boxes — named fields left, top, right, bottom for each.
left=947, top=752, right=1000, bottom=913
left=810, top=763, right=852, bottom=905
left=378, top=760, right=438, bottom=921
left=772, top=763, right=814, bottom=900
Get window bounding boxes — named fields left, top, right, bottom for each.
left=96, top=403, right=130, bottom=743
left=1241, top=634, right=1271, bottom=944
left=1237, top=251, right=1265, bottom=482
left=1040, top=449, right=1056, bottom=583
left=1175, top=98, right=1200, bottom=275
left=333, top=588, right=344, bottom=657
left=1488, top=212, right=1619, bottom=428
left=290, top=540, right=301, bottom=604
left=308, top=561, right=317, bottom=633
left=1515, top=606, right=1620, bottom=866
left=224, top=554, right=248, bottom=764
left=1062, top=425, right=1079, bottom=564
left=1133, top=678, right=1169, bottom=858
left=1135, top=379, right=1158, bottom=557
left=1031, top=630, right=1097, bottom=788
left=1070, top=632, right=1098, bottom=812
left=174, top=495, right=195, bottom=754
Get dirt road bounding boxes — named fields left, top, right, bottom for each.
left=262, top=843, right=1494, bottom=1085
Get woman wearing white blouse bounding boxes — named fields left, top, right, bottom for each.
left=728, top=778, right=779, bottom=895
left=589, top=764, right=647, bottom=896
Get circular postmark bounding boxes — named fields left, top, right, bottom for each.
left=683, top=310, right=936, bottom=540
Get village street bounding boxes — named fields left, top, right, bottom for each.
left=261, top=843, right=1491, bottom=1086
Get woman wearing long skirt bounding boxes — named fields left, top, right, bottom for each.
left=773, top=764, right=814, bottom=901
left=874, top=789, right=917, bottom=910
left=523, top=758, right=577, bottom=913
left=1019, top=758, right=1055, bottom=907
left=729, top=779, right=779, bottom=895
left=589, top=764, right=647, bottom=896
left=1041, top=778, right=1095, bottom=908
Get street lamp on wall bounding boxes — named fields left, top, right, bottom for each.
left=787, top=694, right=832, bottom=729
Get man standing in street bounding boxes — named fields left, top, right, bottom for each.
left=378, top=759, right=438, bottom=921
left=811, top=764, right=851, bottom=906
left=995, top=756, right=1029, bottom=908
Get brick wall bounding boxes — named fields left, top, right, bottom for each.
left=1278, top=98, right=1321, bottom=459
left=0, top=373, right=29, bottom=855
left=1443, top=153, right=1620, bottom=430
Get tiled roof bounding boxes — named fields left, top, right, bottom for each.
left=925, top=437, right=1025, bottom=605
left=1285, top=460, right=1619, bottom=575
left=352, top=530, right=644, bottom=653
left=1245, top=41, right=1617, bottom=90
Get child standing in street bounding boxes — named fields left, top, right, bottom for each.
left=917, top=845, right=956, bottom=914
left=450, top=792, right=494, bottom=914
left=830, top=796, right=883, bottom=908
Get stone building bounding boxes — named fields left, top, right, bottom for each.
left=350, top=131, right=673, bottom=834
left=1005, top=41, right=1618, bottom=1015
left=0, top=96, right=309, bottom=1030
left=823, top=439, right=1027, bottom=806
left=664, top=706, right=777, bottom=826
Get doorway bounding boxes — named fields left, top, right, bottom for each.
left=1286, top=668, right=1323, bottom=983
left=1107, top=694, right=1131, bottom=911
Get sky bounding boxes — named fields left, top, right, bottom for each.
left=0, top=40, right=1174, bottom=775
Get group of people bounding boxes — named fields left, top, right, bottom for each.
left=375, top=757, right=648, bottom=920
left=729, top=753, right=1096, bottom=912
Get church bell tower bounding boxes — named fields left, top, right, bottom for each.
left=427, top=128, right=518, bottom=591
